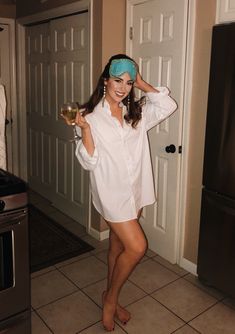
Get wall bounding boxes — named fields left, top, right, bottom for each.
left=92, top=0, right=126, bottom=86
left=102, top=0, right=126, bottom=66
left=16, top=0, right=80, bottom=17
left=0, top=0, right=15, bottom=18
left=183, top=0, right=216, bottom=263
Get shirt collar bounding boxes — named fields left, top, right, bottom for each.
left=101, top=99, right=127, bottom=115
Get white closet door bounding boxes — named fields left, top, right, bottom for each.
left=26, top=12, right=89, bottom=226
left=50, top=13, right=89, bottom=225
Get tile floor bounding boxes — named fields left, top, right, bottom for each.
left=29, top=190, right=235, bottom=334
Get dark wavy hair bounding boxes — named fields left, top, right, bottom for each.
left=81, top=54, right=143, bottom=128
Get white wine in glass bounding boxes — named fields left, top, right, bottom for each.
left=60, top=102, right=81, bottom=140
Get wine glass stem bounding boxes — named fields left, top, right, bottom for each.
left=72, top=125, right=80, bottom=140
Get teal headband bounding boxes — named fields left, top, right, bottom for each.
left=109, top=59, right=137, bottom=81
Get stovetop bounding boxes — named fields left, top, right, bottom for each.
left=0, top=169, right=27, bottom=197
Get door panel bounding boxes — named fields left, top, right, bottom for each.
left=26, top=22, right=53, bottom=197
left=26, top=12, right=89, bottom=226
left=129, top=0, right=188, bottom=262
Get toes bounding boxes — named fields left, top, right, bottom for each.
left=103, top=326, right=115, bottom=332
left=115, top=306, right=131, bottom=324
left=103, top=324, right=115, bottom=331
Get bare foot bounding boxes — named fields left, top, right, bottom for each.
left=102, top=294, right=116, bottom=331
left=102, top=291, right=131, bottom=325
left=116, top=304, right=131, bottom=324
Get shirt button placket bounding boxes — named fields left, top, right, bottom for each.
left=122, top=133, right=136, bottom=214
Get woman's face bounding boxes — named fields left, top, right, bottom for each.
left=104, top=72, right=134, bottom=105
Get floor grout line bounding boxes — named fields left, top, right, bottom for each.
left=184, top=299, right=222, bottom=324
left=182, top=275, right=226, bottom=301
left=32, top=289, right=81, bottom=311
left=29, top=192, right=235, bottom=334
left=76, top=319, right=102, bottom=334
left=33, top=309, right=55, bottom=333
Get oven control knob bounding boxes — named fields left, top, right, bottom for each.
left=0, top=200, right=5, bottom=211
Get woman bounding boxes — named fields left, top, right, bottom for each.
left=73, top=54, right=177, bottom=331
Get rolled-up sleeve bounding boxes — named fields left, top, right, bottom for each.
left=143, top=87, right=177, bottom=131
left=75, top=139, right=99, bottom=171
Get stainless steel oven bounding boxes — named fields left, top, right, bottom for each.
left=0, top=170, right=30, bottom=334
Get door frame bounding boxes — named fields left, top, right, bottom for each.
left=126, top=0, right=197, bottom=274
left=16, top=0, right=94, bottom=231
left=0, top=17, right=18, bottom=175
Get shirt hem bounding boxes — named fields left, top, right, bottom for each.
left=92, top=199, right=156, bottom=223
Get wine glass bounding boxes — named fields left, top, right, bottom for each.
left=60, top=102, right=81, bottom=141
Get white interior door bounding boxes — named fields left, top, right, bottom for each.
left=0, top=23, right=13, bottom=172
left=128, top=0, right=188, bottom=263
left=50, top=13, right=89, bottom=225
left=26, top=12, right=90, bottom=226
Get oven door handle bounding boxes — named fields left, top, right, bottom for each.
left=0, top=211, right=27, bottom=229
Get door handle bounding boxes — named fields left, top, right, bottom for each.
left=165, top=144, right=176, bottom=153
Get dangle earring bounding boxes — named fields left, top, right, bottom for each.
left=102, top=85, right=106, bottom=107
left=127, top=94, right=130, bottom=112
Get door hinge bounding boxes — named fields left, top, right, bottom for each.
left=178, top=146, right=182, bottom=154
left=129, top=27, right=133, bottom=40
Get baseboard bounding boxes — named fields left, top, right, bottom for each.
left=89, top=226, right=110, bottom=241
left=179, top=257, right=197, bottom=276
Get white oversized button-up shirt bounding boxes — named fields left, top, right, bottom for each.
left=75, top=87, right=177, bottom=222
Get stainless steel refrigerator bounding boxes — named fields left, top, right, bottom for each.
left=197, top=22, right=235, bottom=298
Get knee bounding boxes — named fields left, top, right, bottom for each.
left=128, top=238, right=147, bottom=260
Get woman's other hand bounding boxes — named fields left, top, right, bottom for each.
left=75, top=111, right=90, bottom=130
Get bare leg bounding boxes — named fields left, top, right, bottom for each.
left=103, top=230, right=130, bottom=324
left=107, top=229, right=123, bottom=290
left=104, top=209, right=143, bottom=324
left=102, top=219, right=147, bottom=331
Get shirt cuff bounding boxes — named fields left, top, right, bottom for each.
left=75, top=140, right=99, bottom=170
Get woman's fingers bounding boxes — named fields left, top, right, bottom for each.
left=61, top=111, right=89, bottom=130
left=60, top=114, right=73, bottom=125
left=75, top=112, right=89, bottom=129
left=134, top=72, right=143, bottom=89
left=75, top=111, right=81, bottom=123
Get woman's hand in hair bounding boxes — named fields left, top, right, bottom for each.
left=134, top=71, right=145, bottom=90
left=134, top=69, right=159, bottom=94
